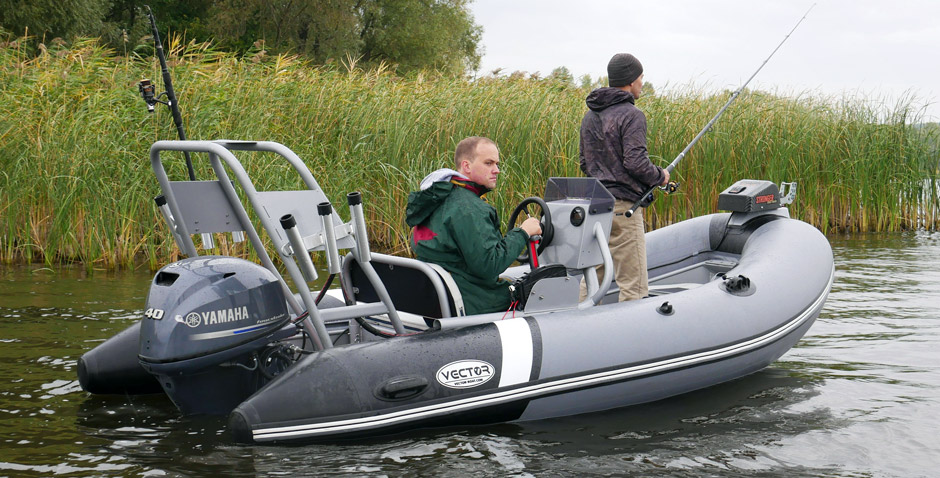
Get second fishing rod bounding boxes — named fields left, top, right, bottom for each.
left=624, top=4, right=815, bottom=218
left=137, top=4, right=196, bottom=181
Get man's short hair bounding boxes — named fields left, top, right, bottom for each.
left=454, top=136, right=496, bottom=170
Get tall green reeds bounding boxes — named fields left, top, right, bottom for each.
left=1, top=36, right=938, bottom=269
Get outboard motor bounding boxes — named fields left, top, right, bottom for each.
left=714, top=179, right=795, bottom=254
left=138, top=256, right=296, bottom=415
left=717, top=179, right=785, bottom=213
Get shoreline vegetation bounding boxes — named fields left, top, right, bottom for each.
left=2, top=36, right=938, bottom=270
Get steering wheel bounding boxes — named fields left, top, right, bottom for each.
left=508, top=197, right=554, bottom=263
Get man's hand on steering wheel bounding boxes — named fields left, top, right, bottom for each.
left=520, top=217, right=542, bottom=237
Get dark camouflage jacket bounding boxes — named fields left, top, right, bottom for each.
left=579, top=87, right=666, bottom=202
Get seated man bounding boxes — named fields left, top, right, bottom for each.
left=405, top=136, right=542, bottom=315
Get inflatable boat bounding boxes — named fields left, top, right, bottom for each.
left=77, top=140, right=833, bottom=444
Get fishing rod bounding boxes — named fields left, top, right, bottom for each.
left=137, top=5, right=196, bottom=181
left=624, top=3, right=816, bottom=218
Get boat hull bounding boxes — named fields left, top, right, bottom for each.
left=231, top=213, right=834, bottom=443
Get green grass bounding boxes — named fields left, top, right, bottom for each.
left=1, top=36, right=938, bottom=269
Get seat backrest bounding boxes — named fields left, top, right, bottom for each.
left=347, top=257, right=459, bottom=319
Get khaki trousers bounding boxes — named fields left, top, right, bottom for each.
left=581, top=199, right=648, bottom=302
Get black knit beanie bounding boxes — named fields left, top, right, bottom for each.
left=607, top=53, right=643, bottom=87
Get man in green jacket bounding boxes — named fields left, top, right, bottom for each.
left=405, top=136, right=542, bottom=315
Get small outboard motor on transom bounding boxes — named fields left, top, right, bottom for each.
left=718, top=179, right=796, bottom=226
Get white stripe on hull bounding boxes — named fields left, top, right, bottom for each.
left=494, top=318, right=533, bottom=387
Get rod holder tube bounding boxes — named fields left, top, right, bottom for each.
left=154, top=195, right=178, bottom=235
left=356, top=261, right=407, bottom=335
left=278, top=213, right=330, bottom=349
left=282, top=258, right=331, bottom=350
left=280, top=214, right=318, bottom=283
left=200, top=233, right=214, bottom=250
left=347, top=192, right=371, bottom=263
left=319, top=202, right=342, bottom=275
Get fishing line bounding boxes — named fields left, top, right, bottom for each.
left=624, top=3, right=817, bottom=217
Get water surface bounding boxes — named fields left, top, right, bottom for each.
left=1, top=232, right=938, bottom=477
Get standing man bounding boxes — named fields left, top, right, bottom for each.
left=406, top=136, right=542, bottom=315
left=580, top=53, right=670, bottom=301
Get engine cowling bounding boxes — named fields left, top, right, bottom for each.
left=139, top=256, right=290, bottom=364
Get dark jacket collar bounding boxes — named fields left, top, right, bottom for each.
left=585, top=87, right=636, bottom=112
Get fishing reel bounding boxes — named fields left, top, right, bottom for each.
left=660, top=181, right=680, bottom=194
left=137, top=79, right=168, bottom=113
left=626, top=180, right=681, bottom=216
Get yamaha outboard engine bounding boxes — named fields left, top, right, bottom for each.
left=138, top=256, right=296, bottom=415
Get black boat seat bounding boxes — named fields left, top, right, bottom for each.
left=343, top=253, right=465, bottom=319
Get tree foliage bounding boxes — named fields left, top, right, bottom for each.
left=206, top=0, right=361, bottom=63
left=0, top=0, right=482, bottom=74
left=0, top=0, right=110, bottom=39
left=358, top=0, right=481, bottom=74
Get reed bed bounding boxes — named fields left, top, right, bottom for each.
left=1, top=36, right=938, bottom=269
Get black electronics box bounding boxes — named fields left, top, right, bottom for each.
left=717, top=179, right=780, bottom=212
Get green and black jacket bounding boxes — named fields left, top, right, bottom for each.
left=405, top=175, right=529, bottom=315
